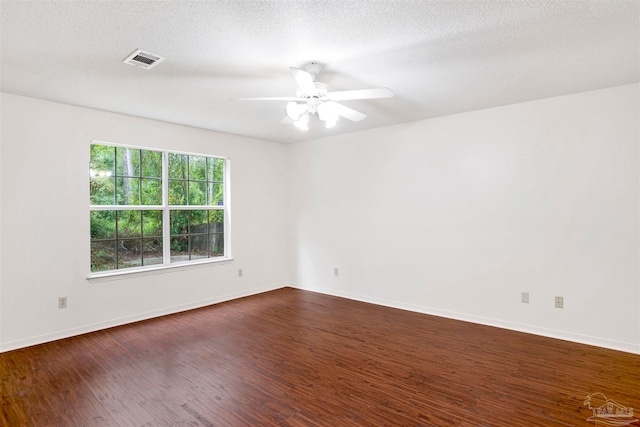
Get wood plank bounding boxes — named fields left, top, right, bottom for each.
left=0, top=394, right=33, bottom=427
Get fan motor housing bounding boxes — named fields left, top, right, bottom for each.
left=296, top=82, right=328, bottom=99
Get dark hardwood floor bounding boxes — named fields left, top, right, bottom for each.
left=1, top=287, right=639, bottom=426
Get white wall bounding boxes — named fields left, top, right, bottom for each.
left=0, top=93, right=289, bottom=351
left=2, top=84, right=639, bottom=354
left=0, top=94, right=3, bottom=349
left=288, top=84, right=640, bottom=354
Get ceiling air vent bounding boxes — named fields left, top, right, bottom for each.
left=123, top=49, right=165, bottom=70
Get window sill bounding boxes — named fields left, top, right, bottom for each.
left=87, top=257, right=234, bottom=282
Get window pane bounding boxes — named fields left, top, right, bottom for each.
left=143, top=238, right=163, bottom=266
left=170, top=236, right=189, bottom=263
left=90, top=210, right=116, bottom=240
left=90, top=176, right=115, bottom=205
left=214, top=158, right=225, bottom=182
left=189, top=210, right=208, bottom=234
left=91, top=240, right=116, bottom=272
left=208, top=183, right=224, bottom=206
left=189, top=181, right=206, bottom=205
left=118, top=239, right=142, bottom=269
left=141, top=179, right=162, bottom=205
left=169, top=180, right=186, bottom=205
left=143, top=210, right=162, bottom=237
left=141, top=150, right=162, bottom=178
left=115, top=147, right=140, bottom=177
left=170, top=210, right=189, bottom=235
left=206, top=157, right=215, bottom=182
left=209, top=234, right=224, bottom=257
left=209, top=210, right=224, bottom=233
left=189, top=156, right=206, bottom=181
left=117, top=210, right=142, bottom=239
left=116, top=177, right=141, bottom=205
left=207, top=158, right=224, bottom=182
left=90, top=145, right=115, bottom=177
left=189, top=235, right=208, bottom=260
left=169, top=153, right=188, bottom=179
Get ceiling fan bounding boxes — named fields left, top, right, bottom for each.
left=236, top=63, right=394, bottom=131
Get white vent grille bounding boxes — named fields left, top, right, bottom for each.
left=123, top=49, right=165, bottom=70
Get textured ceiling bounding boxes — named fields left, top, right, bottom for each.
left=1, top=0, right=638, bottom=144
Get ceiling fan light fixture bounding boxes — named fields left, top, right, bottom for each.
left=238, top=63, right=393, bottom=131
left=286, top=101, right=305, bottom=121
left=294, top=114, right=309, bottom=131
left=325, top=116, right=338, bottom=129
left=318, top=102, right=339, bottom=128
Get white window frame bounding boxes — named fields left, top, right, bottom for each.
left=88, top=141, right=232, bottom=280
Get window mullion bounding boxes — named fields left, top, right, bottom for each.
left=89, top=205, right=162, bottom=211
left=224, top=158, right=231, bottom=258
left=115, top=211, right=120, bottom=269
left=162, top=151, right=171, bottom=265
left=140, top=208, right=144, bottom=266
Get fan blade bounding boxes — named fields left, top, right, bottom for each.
left=325, top=87, right=394, bottom=101
left=323, top=101, right=366, bottom=122
left=232, top=96, right=304, bottom=101
left=290, top=67, right=316, bottom=94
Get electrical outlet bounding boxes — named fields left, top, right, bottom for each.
left=58, top=297, right=67, bottom=309
left=521, top=292, right=529, bottom=304
left=555, top=296, right=563, bottom=309
left=238, top=268, right=243, bottom=278
left=334, top=268, right=339, bottom=276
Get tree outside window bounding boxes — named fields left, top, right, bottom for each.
left=90, top=143, right=228, bottom=274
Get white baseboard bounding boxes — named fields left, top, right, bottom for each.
left=0, top=283, right=288, bottom=353
left=289, top=283, right=640, bottom=355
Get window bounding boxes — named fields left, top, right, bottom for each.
left=89, top=143, right=228, bottom=274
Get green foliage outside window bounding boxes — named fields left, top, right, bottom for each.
left=90, top=210, right=163, bottom=271
left=168, top=154, right=224, bottom=206
left=90, top=144, right=226, bottom=273
left=169, top=210, right=224, bottom=262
